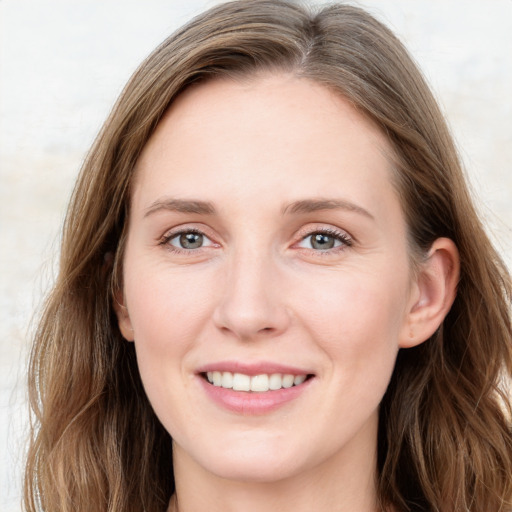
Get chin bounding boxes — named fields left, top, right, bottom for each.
left=176, top=435, right=309, bottom=484
left=203, top=457, right=303, bottom=484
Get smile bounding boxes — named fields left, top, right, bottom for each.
left=205, top=371, right=308, bottom=392
left=197, top=362, right=315, bottom=413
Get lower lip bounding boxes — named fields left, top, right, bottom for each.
left=198, top=376, right=313, bottom=414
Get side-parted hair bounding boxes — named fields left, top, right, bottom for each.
left=25, top=2, right=512, bottom=511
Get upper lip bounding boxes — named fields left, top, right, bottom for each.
left=196, top=361, right=313, bottom=376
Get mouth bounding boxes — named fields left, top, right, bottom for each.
left=202, top=371, right=313, bottom=392
left=196, top=362, right=315, bottom=413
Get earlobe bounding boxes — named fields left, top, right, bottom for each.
left=400, top=237, right=460, bottom=348
left=113, top=290, right=135, bottom=342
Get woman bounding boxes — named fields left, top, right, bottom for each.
left=24, top=1, right=512, bottom=511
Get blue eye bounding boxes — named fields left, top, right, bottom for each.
left=167, top=230, right=213, bottom=250
left=298, top=230, right=351, bottom=251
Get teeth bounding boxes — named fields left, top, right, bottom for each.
left=221, top=371, right=233, bottom=388
left=294, top=375, right=306, bottom=385
left=269, top=373, right=282, bottom=390
left=282, top=374, right=294, bottom=388
left=250, top=374, right=269, bottom=392
left=212, top=371, right=222, bottom=386
left=232, top=373, right=251, bottom=391
left=205, top=371, right=308, bottom=392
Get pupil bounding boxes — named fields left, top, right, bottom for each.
left=180, top=232, right=203, bottom=249
left=312, top=233, right=334, bottom=250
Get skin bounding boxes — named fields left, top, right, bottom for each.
left=115, top=74, right=459, bottom=512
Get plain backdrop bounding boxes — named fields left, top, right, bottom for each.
left=1, top=1, right=511, bottom=510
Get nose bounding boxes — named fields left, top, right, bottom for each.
left=212, top=249, right=291, bottom=340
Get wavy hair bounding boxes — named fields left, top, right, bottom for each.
left=25, top=1, right=512, bottom=511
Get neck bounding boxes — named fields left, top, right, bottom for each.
left=168, top=420, right=381, bottom=512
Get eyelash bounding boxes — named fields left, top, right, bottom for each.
left=297, top=228, right=353, bottom=254
left=160, top=228, right=214, bottom=254
left=159, top=226, right=353, bottom=255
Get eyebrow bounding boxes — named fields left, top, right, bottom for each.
left=282, top=198, right=374, bottom=219
left=143, top=197, right=373, bottom=220
left=144, top=198, right=216, bottom=217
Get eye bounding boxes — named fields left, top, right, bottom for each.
left=166, top=230, right=214, bottom=250
left=297, top=229, right=352, bottom=251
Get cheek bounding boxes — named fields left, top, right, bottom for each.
left=122, top=266, right=218, bottom=430
left=124, top=261, right=214, bottom=341
left=122, top=262, right=218, bottom=394
left=299, top=269, right=408, bottom=343
left=294, top=266, right=408, bottom=398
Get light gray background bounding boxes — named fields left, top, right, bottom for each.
left=1, top=1, right=511, bottom=510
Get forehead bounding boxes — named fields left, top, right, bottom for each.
left=139, top=73, right=390, bottom=164
left=133, top=74, right=399, bottom=223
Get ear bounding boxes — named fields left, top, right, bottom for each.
left=399, top=237, right=460, bottom=348
left=113, top=289, right=135, bottom=342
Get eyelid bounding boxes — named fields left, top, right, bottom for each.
left=159, top=224, right=220, bottom=252
left=157, top=222, right=352, bottom=255
left=168, top=231, right=214, bottom=248
left=293, top=224, right=353, bottom=252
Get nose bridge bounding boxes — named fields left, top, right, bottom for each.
left=213, top=242, right=290, bottom=339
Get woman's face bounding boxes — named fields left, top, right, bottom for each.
left=117, top=74, right=421, bottom=483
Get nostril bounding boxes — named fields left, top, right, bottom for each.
left=212, top=293, right=291, bottom=339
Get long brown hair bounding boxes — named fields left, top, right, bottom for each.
left=25, top=1, right=512, bottom=511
